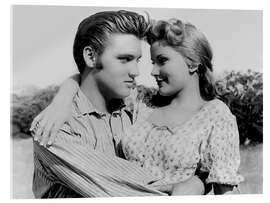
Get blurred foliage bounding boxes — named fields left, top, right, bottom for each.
left=11, top=70, right=262, bottom=145
left=215, top=70, right=263, bottom=144
left=127, top=70, right=263, bottom=145
left=11, top=85, right=59, bottom=137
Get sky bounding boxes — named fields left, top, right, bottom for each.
left=12, top=5, right=262, bottom=90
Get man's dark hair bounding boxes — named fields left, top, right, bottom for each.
left=73, top=10, right=150, bottom=74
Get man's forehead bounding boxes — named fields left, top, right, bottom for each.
left=105, top=33, right=142, bottom=53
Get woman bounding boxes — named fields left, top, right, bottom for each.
left=31, top=18, right=243, bottom=195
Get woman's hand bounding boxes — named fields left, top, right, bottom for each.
left=171, top=176, right=205, bottom=195
left=30, top=98, right=72, bottom=147
left=151, top=184, right=173, bottom=194
left=213, top=183, right=240, bottom=195
left=150, top=176, right=205, bottom=196
left=30, top=74, right=80, bottom=147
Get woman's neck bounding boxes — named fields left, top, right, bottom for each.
left=169, top=78, right=206, bottom=112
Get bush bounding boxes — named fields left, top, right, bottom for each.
left=128, top=70, right=263, bottom=145
left=11, top=70, right=262, bottom=145
left=11, top=85, right=59, bottom=137
left=216, top=70, right=262, bottom=144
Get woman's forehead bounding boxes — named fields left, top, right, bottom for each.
left=150, top=41, right=173, bottom=55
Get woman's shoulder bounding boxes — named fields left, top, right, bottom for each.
left=206, top=98, right=235, bottom=119
left=133, top=101, right=154, bottom=123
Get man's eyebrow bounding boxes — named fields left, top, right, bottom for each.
left=116, top=54, right=141, bottom=58
left=117, top=54, right=134, bottom=57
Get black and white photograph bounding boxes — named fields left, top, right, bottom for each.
left=10, top=3, right=263, bottom=199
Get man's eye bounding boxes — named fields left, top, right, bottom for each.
left=118, top=57, right=132, bottom=63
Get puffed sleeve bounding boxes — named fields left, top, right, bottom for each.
left=202, top=108, right=244, bottom=185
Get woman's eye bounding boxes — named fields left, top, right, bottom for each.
left=119, top=58, right=129, bottom=63
left=157, top=58, right=168, bottom=65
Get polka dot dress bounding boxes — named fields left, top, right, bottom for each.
left=122, top=99, right=244, bottom=186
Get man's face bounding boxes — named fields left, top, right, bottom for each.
left=94, top=33, right=142, bottom=99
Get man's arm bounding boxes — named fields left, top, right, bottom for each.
left=33, top=141, right=111, bottom=197
left=34, top=128, right=165, bottom=197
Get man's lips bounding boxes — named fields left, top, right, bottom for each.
left=124, top=80, right=136, bottom=87
left=124, top=80, right=136, bottom=84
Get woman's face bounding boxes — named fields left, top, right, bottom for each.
left=150, top=41, right=191, bottom=96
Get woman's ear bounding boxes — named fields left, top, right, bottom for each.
left=83, top=46, right=96, bottom=68
left=188, top=64, right=199, bottom=75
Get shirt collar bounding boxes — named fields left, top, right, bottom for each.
left=74, top=89, right=126, bottom=118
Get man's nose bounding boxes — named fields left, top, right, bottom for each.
left=129, top=63, right=139, bottom=78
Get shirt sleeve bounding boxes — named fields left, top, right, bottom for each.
left=203, top=112, right=244, bottom=185
left=34, top=124, right=165, bottom=197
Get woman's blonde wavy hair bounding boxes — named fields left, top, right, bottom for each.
left=147, top=18, right=216, bottom=101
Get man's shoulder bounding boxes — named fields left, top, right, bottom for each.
left=57, top=101, right=81, bottom=133
left=58, top=110, right=87, bottom=138
left=58, top=122, right=74, bottom=136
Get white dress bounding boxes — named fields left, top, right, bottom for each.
left=122, top=99, right=244, bottom=186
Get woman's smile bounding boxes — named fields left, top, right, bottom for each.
left=155, top=76, right=168, bottom=87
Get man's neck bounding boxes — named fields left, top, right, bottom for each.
left=80, top=73, right=110, bottom=114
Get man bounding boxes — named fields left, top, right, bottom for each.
left=31, top=10, right=207, bottom=198
left=32, top=10, right=168, bottom=198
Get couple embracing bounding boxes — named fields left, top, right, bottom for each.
left=31, top=10, right=243, bottom=198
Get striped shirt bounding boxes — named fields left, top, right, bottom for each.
left=32, top=89, right=165, bottom=198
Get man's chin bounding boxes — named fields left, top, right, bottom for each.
left=120, top=91, right=131, bottom=99
left=113, top=89, right=131, bottom=99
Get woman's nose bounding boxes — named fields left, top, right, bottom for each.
left=151, top=65, right=160, bottom=77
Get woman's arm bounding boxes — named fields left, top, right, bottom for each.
left=31, top=74, right=80, bottom=146
left=202, top=109, right=244, bottom=195
left=171, top=176, right=205, bottom=195
left=213, top=183, right=239, bottom=195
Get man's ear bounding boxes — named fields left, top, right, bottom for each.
left=83, top=46, right=96, bottom=68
